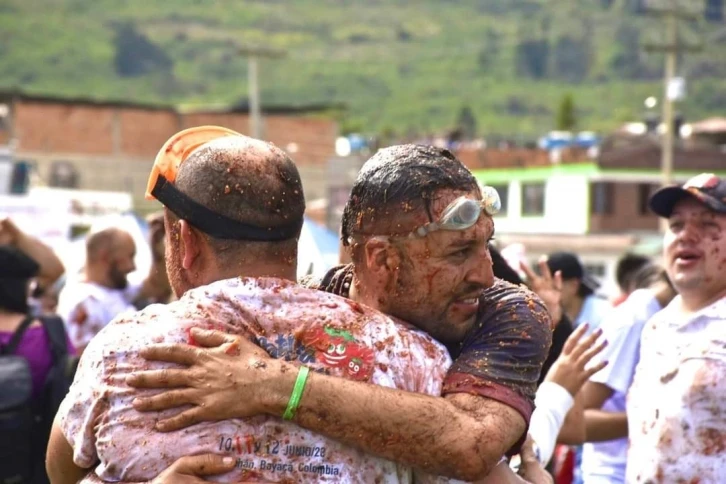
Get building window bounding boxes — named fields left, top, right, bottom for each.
left=638, top=183, right=657, bottom=215
left=521, top=182, right=545, bottom=216
left=489, top=183, right=509, bottom=216
left=591, top=182, right=614, bottom=215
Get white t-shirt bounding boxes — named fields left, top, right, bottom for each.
left=626, top=295, right=726, bottom=484
left=57, top=277, right=452, bottom=484
left=57, top=280, right=140, bottom=349
left=581, top=289, right=662, bottom=484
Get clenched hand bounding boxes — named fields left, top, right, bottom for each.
left=126, top=328, right=295, bottom=431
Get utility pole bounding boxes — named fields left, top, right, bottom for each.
left=643, top=1, right=703, bottom=233
left=237, top=46, right=286, bottom=140
left=643, top=1, right=702, bottom=189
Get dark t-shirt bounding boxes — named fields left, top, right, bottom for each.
left=539, top=315, right=574, bottom=384
left=304, top=264, right=553, bottom=427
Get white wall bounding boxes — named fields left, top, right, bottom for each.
left=493, top=175, right=589, bottom=235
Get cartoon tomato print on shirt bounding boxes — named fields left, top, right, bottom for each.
left=300, top=325, right=374, bottom=381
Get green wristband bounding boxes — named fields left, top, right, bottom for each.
left=283, top=366, right=310, bottom=421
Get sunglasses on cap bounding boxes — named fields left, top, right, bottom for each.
left=146, top=126, right=302, bottom=241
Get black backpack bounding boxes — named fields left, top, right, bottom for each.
left=0, top=315, right=76, bottom=484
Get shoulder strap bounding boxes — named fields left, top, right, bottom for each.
left=0, top=315, right=35, bottom=355
left=39, top=316, right=69, bottom=363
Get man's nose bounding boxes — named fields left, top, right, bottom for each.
left=467, top=247, right=495, bottom=289
left=677, top=221, right=702, bottom=244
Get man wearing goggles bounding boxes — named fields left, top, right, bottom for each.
left=50, top=129, right=471, bottom=483
left=126, top=144, right=553, bottom=483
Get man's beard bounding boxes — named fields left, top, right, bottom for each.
left=108, top=262, right=129, bottom=290
left=166, top=237, right=192, bottom=298
left=389, top=262, right=479, bottom=346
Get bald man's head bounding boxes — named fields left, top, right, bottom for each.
left=85, top=228, right=136, bottom=289
left=176, top=136, right=305, bottom=231
left=168, top=135, right=305, bottom=268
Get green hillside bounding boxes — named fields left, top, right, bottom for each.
left=2, top=0, right=725, bottom=137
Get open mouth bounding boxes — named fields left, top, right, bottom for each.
left=457, top=298, right=479, bottom=305
left=451, top=292, right=484, bottom=310
left=322, top=354, right=346, bottom=362
left=674, top=248, right=702, bottom=265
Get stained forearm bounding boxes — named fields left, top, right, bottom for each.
left=272, top=370, right=506, bottom=481
left=46, top=422, right=90, bottom=484
left=584, top=410, right=628, bottom=442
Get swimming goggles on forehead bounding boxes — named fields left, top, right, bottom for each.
left=408, top=185, right=501, bottom=238
left=145, top=125, right=302, bottom=241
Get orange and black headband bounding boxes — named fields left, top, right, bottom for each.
left=145, top=126, right=302, bottom=241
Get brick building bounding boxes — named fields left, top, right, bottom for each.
left=0, top=91, right=338, bottom=212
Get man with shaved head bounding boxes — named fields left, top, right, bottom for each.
left=57, top=224, right=168, bottom=354
left=46, top=127, right=459, bottom=483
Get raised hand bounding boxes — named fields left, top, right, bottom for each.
left=544, top=323, right=608, bottom=397
left=520, top=257, right=563, bottom=326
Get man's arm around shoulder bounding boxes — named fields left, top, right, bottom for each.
left=47, top=416, right=89, bottom=484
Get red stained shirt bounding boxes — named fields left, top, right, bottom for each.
left=58, top=277, right=451, bottom=483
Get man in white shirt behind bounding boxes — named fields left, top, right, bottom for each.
left=57, top=223, right=169, bottom=354
left=626, top=173, right=726, bottom=483
left=580, top=265, right=676, bottom=483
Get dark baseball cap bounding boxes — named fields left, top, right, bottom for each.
left=546, top=251, right=600, bottom=292
left=649, top=173, right=726, bottom=218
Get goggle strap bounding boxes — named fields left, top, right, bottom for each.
left=151, top=175, right=302, bottom=241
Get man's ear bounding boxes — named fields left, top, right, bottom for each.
left=363, top=237, right=401, bottom=277
left=179, top=220, right=201, bottom=270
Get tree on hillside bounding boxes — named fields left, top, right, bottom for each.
left=556, top=94, right=576, bottom=131
left=553, top=35, right=591, bottom=83
left=610, top=24, right=643, bottom=79
left=478, top=28, right=501, bottom=72
left=113, top=23, right=173, bottom=77
left=515, top=39, right=549, bottom=79
left=456, top=105, right=478, bottom=139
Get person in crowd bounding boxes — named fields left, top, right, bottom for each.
left=124, top=144, right=554, bottom=483
left=0, top=222, right=74, bottom=484
left=546, top=252, right=611, bottom=336
left=0, top=217, right=65, bottom=289
left=491, top=246, right=608, bottom=471
left=626, top=173, right=726, bottom=483
left=611, top=253, right=651, bottom=307
left=56, top=218, right=169, bottom=354
left=580, top=264, right=676, bottom=484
